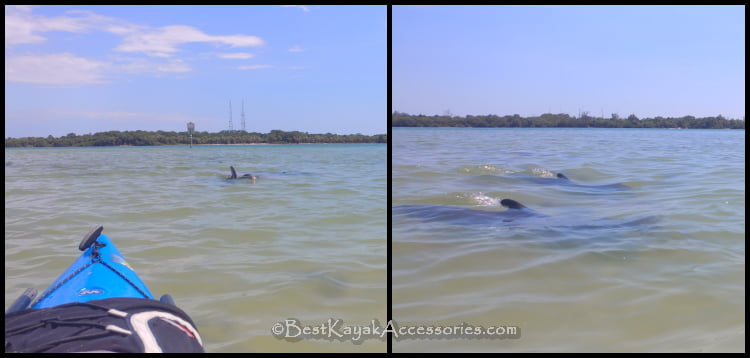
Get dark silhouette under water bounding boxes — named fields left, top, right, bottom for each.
left=393, top=198, right=658, bottom=230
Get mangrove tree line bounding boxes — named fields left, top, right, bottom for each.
left=392, top=112, right=744, bottom=129
left=5, top=129, right=387, bottom=148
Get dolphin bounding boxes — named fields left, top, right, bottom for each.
left=519, top=172, right=626, bottom=188
left=393, top=198, right=546, bottom=225
left=393, top=198, right=657, bottom=229
left=469, top=172, right=631, bottom=192
left=552, top=173, right=630, bottom=191
left=229, top=166, right=257, bottom=181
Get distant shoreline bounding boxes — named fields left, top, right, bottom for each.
left=5, top=129, right=387, bottom=148
left=392, top=126, right=744, bottom=130
left=392, top=112, right=745, bottom=130
left=195, top=142, right=384, bottom=145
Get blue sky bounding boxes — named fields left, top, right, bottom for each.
left=393, top=5, right=745, bottom=120
left=5, top=5, right=386, bottom=138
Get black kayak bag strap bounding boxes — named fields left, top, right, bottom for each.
left=5, top=297, right=204, bottom=353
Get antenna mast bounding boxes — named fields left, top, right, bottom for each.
left=229, top=100, right=233, bottom=131
left=241, top=99, right=246, bottom=132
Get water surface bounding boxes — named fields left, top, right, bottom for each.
left=392, top=127, right=744, bottom=352
left=5, top=144, right=387, bottom=353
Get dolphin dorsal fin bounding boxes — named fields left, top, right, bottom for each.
left=500, top=199, right=527, bottom=210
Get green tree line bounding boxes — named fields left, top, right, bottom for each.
left=5, top=129, right=387, bottom=148
left=392, top=112, right=745, bottom=129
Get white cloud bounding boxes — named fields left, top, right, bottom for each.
left=119, top=58, right=192, bottom=74
left=237, top=65, right=272, bottom=70
left=281, top=5, right=312, bottom=12
left=6, top=6, right=265, bottom=58
left=218, top=52, right=256, bottom=59
left=5, top=5, right=89, bottom=47
left=7, top=5, right=35, bottom=12
left=6, top=53, right=193, bottom=87
left=288, top=45, right=304, bottom=52
left=4, top=6, right=133, bottom=48
left=79, top=111, right=151, bottom=120
left=5, top=53, right=109, bottom=86
left=116, top=25, right=264, bottom=58
left=78, top=110, right=208, bottom=124
left=67, top=10, right=143, bottom=36
left=155, top=61, right=191, bottom=73
left=4, top=6, right=269, bottom=86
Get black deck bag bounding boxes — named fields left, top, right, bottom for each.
left=5, top=297, right=204, bottom=353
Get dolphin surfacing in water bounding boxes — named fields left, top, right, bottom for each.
left=394, top=198, right=658, bottom=230
left=229, top=166, right=257, bottom=181
left=469, top=172, right=631, bottom=192
left=552, top=172, right=631, bottom=191
left=393, top=198, right=545, bottom=225
left=500, top=198, right=527, bottom=210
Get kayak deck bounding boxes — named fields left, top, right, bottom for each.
left=31, top=231, right=154, bottom=309
left=5, top=227, right=205, bottom=353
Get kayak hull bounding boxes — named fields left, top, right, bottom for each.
left=31, top=233, right=154, bottom=309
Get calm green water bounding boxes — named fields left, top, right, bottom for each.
left=5, top=144, right=387, bottom=353
left=392, top=128, right=744, bottom=352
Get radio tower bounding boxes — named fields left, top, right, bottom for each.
left=228, top=100, right=233, bottom=131
left=241, top=99, right=246, bottom=132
